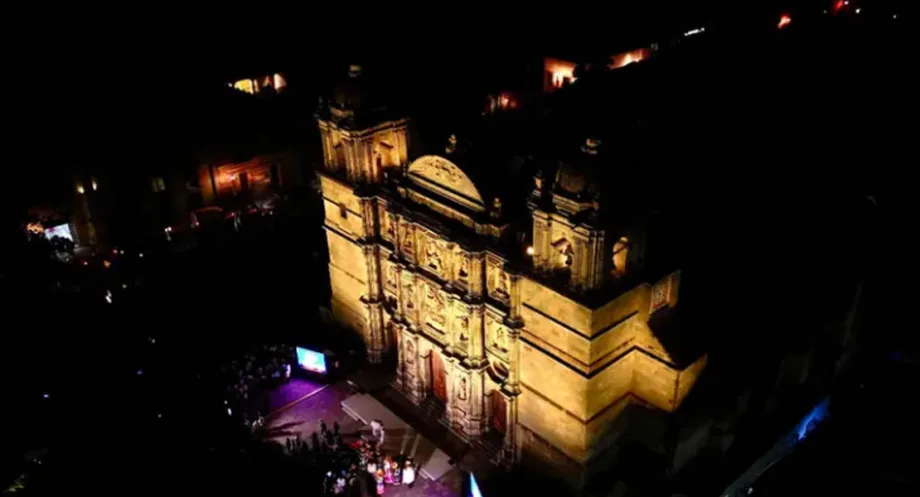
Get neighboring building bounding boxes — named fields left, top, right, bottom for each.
left=543, top=46, right=655, bottom=93
left=229, top=73, right=288, bottom=95
left=316, top=66, right=706, bottom=487
left=198, top=151, right=303, bottom=207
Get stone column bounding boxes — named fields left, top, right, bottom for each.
left=359, top=196, right=377, bottom=239
left=396, top=125, right=409, bottom=165
left=362, top=242, right=385, bottom=364
left=364, top=300, right=385, bottom=364
left=507, top=272, right=523, bottom=322
left=590, top=232, right=606, bottom=290
left=405, top=332, right=421, bottom=404
left=394, top=322, right=405, bottom=387
left=500, top=389, right=520, bottom=465
left=532, top=212, right=547, bottom=270
left=394, top=262, right=405, bottom=320
left=571, top=234, right=588, bottom=290
left=470, top=251, right=485, bottom=298
left=318, top=123, right=332, bottom=167
left=466, top=368, right=485, bottom=439
left=467, top=304, right=485, bottom=368
left=501, top=269, right=523, bottom=462
left=444, top=354, right=456, bottom=427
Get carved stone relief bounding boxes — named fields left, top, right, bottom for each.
left=384, top=261, right=397, bottom=290
left=424, top=235, right=444, bottom=276
left=401, top=222, right=414, bottom=257
left=487, top=316, right=509, bottom=355
left=488, top=262, right=510, bottom=301
left=457, top=253, right=470, bottom=283
left=424, top=284, right=446, bottom=329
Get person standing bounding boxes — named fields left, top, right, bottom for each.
left=377, top=424, right=386, bottom=450
left=375, top=469, right=386, bottom=496
left=402, top=459, right=416, bottom=489
left=390, top=460, right=401, bottom=486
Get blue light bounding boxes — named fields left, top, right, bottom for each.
left=796, top=397, right=829, bottom=441
left=296, top=347, right=328, bottom=374
left=469, top=473, right=484, bottom=497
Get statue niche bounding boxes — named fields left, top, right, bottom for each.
left=425, top=238, right=444, bottom=275
left=405, top=283, right=415, bottom=310
left=457, top=254, right=470, bottom=283
left=458, top=377, right=468, bottom=401
left=458, top=316, right=469, bottom=342
left=385, top=263, right=397, bottom=290
left=424, top=286, right=446, bottom=327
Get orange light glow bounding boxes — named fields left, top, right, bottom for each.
left=778, top=14, right=792, bottom=29
left=26, top=222, right=44, bottom=234
left=545, top=58, right=577, bottom=92
left=609, top=48, right=650, bottom=69
left=76, top=183, right=85, bottom=195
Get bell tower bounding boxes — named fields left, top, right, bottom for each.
left=317, top=65, right=409, bottom=363
left=529, top=138, right=626, bottom=293
left=317, top=65, right=409, bottom=185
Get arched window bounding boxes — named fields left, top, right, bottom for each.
left=612, top=237, right=629, bottom=277
left=551, top=237, right=574, bottom=270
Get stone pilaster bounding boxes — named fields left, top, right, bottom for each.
left=467, top=303, right=486, bottom=368
left=532, top=210, right=551, bottom=271
left=500, top=390, right=520, bottom=465
left=364, top=299, right=385, bottom=364
left=571, top=232, right=589, bottom=290
left=362, top=241, right=385, bottom=363
left=470, top=251, right=485, bottom=298
left=359, top=196, right=378, bottom=239
left=394, top=322, right=406, bottom=388
left=466, top=368, right=485, bottom=439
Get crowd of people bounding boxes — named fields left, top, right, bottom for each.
left=285, top=419, right=418, bottom=496
left=220, top=344, right=294, bottom=422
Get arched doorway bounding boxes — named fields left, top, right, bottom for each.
left=491, top=390, right=507, bottom=434
left=431, top=352, right=447, bottom=403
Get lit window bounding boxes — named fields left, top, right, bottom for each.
left=233, top=79, right=256, bottom=94
left=76, top=183, right=85, bottom=194
left=273, top=73, right=287, bottom=91
left=152, top=177, right=166, bottom=192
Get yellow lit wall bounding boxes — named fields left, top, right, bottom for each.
left=522, top=277, right=592, bottom=334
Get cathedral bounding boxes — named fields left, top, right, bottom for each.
left=316, top=65, right=707, bottom=482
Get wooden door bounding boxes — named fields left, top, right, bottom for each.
left=492, top=390, right=507, bottom=433
left=431, top=352, right=447, bottom=402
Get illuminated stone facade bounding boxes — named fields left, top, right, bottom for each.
left=317, top=70, right=706, bottom=478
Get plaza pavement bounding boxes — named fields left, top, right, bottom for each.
left=263, top=380, right=463, bottom=497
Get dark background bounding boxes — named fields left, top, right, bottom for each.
left=2, top=2, right=911, bottom=495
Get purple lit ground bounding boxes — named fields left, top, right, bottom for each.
left=263, top=381, right=462, bottom=497
left=265, top=378, right=327, bottom=413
